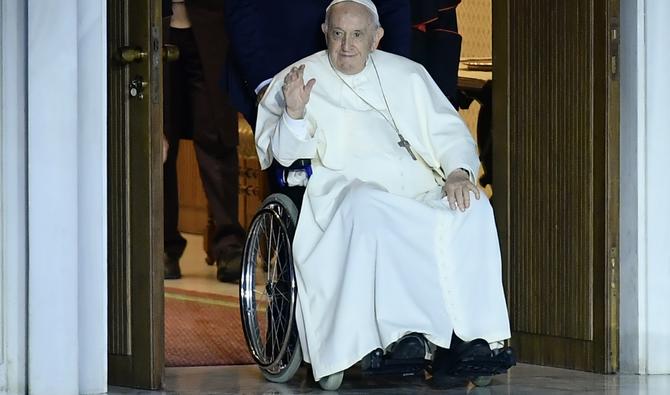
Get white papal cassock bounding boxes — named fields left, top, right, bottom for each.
left=255, top=50, right=511, bottom=381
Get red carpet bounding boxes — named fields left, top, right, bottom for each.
left=164, top=287, right=255, bottom=367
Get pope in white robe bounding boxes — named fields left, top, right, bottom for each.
left=254, top=0, right=511, bottom=381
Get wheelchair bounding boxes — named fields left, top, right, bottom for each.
left=238, top=161, right=515, bottom=391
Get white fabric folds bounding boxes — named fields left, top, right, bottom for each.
left=255, top=50, right=511, bottom=381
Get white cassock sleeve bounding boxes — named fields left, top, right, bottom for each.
left=412, top=67, right=480, bottom=183
left=270, top=113, right=319, bottom=167
left=255, top=74, right=322, bottom=169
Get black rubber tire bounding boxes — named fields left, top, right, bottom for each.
left=240, top=193, right=300, bottom=382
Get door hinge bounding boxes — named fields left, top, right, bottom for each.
left=609, top=246, right=618, bottom=288
left=151, top=25, right=161, bottom=104
left=610, top=17, right=619, bottom=80
left=608, top=245, right=619, bottom=372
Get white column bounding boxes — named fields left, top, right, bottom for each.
left=643, top=0, right=670, bottom=375
left=76, top=0, right=108, bottom=393
left=620, top=0, right=670, bottom=375
left=27, top=0, right=80, bottom=393
left=1, top=1, right=28, bottom=393
left=619, top=0, right=645, bottom=374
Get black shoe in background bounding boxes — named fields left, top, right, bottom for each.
left=216, top=246, right=243, bottom=283
left=164, top=255, right=182, bottom=280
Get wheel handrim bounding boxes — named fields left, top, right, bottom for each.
left=240, top=204, right=297, bottom=371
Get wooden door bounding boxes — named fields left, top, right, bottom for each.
left=492, top=0, right=619, bottom=372
left=107, top=0, right=164, bottom=388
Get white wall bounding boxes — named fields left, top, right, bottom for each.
left=1, top=0, right=28, bottom=393
left=28, top=0, right=81, bottom=391
left=1, top=1, right=6, bottom=387
left=76, top=0, right=108, bottom=392
left=26, top=0, right=107, bottom=394
left=620, top=0, right=670, bottom=375
left=619, top=0, right=643, bottom=375
left=641, top=0, right=670, bottom=375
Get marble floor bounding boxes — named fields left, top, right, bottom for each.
left=148, top=234, right=670, bottom=394
left=163, top=233, right=238, bottom=297
left=108, top=363, right=670, bottom=394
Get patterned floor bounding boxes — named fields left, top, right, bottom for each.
left=164, top=287, right=253, bottom=366
left=164, top=233, right=250, bottom=367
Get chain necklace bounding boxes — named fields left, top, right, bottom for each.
left=327, top=54, right=417, bottom=160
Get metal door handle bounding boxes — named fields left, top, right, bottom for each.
left=116, top=46, right=147, bottom=64
left=162, top=44, right=179, bottom=62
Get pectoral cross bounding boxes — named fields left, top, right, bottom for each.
left=397, top=133, right=417, bottom=160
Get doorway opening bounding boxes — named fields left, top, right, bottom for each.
left=163, top=114, right=260, bottom=368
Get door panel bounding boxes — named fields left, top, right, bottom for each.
left=108, top=0, right=164, bottom=389
left=493, top=0, right=619, bottom=372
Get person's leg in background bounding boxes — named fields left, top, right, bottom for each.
left=163, top=130, right=188, bottom=279
left=193, top=143, right=244, bottom=282
left=163, top=26, right=191, bottom=280
left=178, top=26, right=245, bottom=283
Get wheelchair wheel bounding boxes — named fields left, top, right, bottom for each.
left=240, top=193, right=301, bottom=383
left=318, top=371, right=344, bottom=391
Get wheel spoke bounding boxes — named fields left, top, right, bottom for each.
left=266, top=216, right=275, bottom=276
left=272, top=286, right=289, bottom=304
left=239, top=201, right=298, bottom=369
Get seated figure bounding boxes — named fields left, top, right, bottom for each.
left=255, top=0, right=512, bottom=382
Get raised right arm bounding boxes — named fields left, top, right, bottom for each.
left=255, top=67, right=319, bottom=169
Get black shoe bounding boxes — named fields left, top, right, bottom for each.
left=388, top=333, right=427, bottom=360
left=164, top=255, right=181, bottom=280
left=216, top=247, right=242, bottom=283
left=430, top=339, right=516, bottom=378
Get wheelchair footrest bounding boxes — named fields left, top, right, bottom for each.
left=430, top=341, right=516, bottom=378
left=450, top=348, right=516, bottom=377
left=360, top=348, right=428, bottom=377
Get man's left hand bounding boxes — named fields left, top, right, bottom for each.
left=442, top=169, right=480, bottom=211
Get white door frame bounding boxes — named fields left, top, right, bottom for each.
left=25, top=0, right=108, bottom=393
left=619, top=0, right=670, bottom=375
left=1, top=0, right=28, bottom=393
left=0, top=0, right=107, bottom=394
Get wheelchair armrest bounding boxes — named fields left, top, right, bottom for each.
left=272, top=159, right=313, bottom=188
left=285, top=159, right=311, bottom=170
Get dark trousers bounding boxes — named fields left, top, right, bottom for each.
left=164, top=27, right=244, bottom=261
